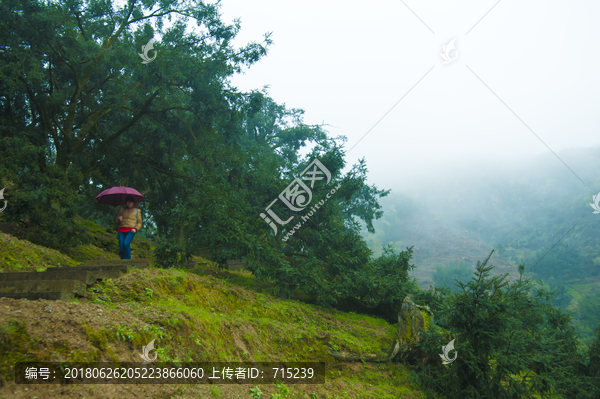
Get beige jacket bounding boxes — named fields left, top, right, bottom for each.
left=116, top=206, right=143, bottom=231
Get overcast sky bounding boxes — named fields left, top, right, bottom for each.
left=218, top=0, right=600, bottom=193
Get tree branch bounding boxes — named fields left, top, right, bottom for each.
left=127, top=9, right=192, bottom=25
left=99, top=89, right=160, bottom=149
left=74, top=11, right=87, bottom=39
left=72, top=107, right=114, bottom=153
left=135, top=153, right=198, bottom=183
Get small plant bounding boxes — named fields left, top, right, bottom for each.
left=156, top=347, right=173, bottom=362
left=154, top=236, right=191, bottom=268
left=144, top=288, right=153, bottom=297
left=270, top=383, right=290, bottom=399
left=209, top=385, right=222, bottom=398
left=249, top=386, right=262, bottom=399
left=141, top=325, right=165, bottom=340
left=115, top=325, right=134, bottom=341
left=167, top=279, right=181, bottom=287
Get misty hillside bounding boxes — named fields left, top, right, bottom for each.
left=363, top=147, right=600, bottom=342
left=2, top=0, right=600, bottom=397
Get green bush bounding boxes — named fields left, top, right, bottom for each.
left=413, top=255, right=599, bottom=398
left=432, top=261, right=472, bottom=292
left=154, top=236, right=191, bottom=268
left=249, top=386, right=262, bottom=399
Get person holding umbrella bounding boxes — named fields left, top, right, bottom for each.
left=115, top=196, right=143, bottom=259
left=96, top=187, right=145, bottom=259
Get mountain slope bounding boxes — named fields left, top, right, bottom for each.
left=0, top=229, right=423, bottom=399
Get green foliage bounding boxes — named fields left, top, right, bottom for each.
left=271, top=383, right=290, bottom=399
left=0, top=0, right=394, bottom=308
left=239, top=155, right=391, bottom=306
left=525, top=242, right=587, bottom=280
left=249, top=386, right=262, bottom=399
left=364, top=164, right=600, bottom=344
left=432, top=261, right=473, bottom=292
left=0, top=319, right=44, bottom=377
left=153, top=236, right=190, bottom=268
left=348, top=245, right=420, bottom=313
left=0, top=0, right=270, bottom=248
left=115, top=325, right=135, bottom=342
left=590, top=326, right=600, bottom=380
left=412, top=254, right=599, bottom=398
left=0, top=231, right=81, bottom=272
left=209, top=385, right=222, bottom=398
left=545, top=276, right=573, bottom=308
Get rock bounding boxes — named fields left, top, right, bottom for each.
left=99, top=293, right=109, bottom=302
left=389, top=294, right=434, bottom=359
left=397, top=295, right=433, bottom=344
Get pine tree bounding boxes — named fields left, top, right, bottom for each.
left=412, top=251, right=598, bottom=398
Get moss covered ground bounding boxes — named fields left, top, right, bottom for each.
left=0, top=219, right=424, bottom=398
left=0, top=231, right=81, bottom=272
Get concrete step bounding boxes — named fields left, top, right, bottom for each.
left=0, top=280, right=86, bottom=297
left=0, top=292, right=74, bottom=301
left=0, top=270, right=98, bottom=285
left=36, top=266, right=125, bottom=279
left=81, top=259, right=152, bottom=268
left=227, top=259, right=246, bottom=271
left=90, top=269, right=123, bottom=280
left=46, top=265, right=134, bottom=274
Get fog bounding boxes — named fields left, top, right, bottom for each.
left=220, top=0, right=600, bottom=194
left=3, top=2, right=600, bottom=382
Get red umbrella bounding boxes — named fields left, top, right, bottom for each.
left=96, top=187, right=145, bottom=206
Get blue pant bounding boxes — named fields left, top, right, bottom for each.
left=118, top=231, right=136, bottom=259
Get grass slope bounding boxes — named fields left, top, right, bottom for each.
left=0, top=223, right=423, bottom=399
left=0, top=216, right=155, bottom=270
left=0, top=231, right=81, bottom=272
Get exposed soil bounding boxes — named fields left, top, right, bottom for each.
left=0, top=219, right=425, bottom=398
left=0, top=296, right=424, bottom=399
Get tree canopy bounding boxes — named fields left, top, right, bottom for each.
left=0, top=0, right=400, bottom=308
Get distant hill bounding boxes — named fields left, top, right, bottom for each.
left=363, top=146, right=600, bottom=343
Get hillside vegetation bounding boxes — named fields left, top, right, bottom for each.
left=0, top=221, right=423, bottom=399
left=364, top=151, right=600, bottom=343
left=1, top=0, right=599, bottom=397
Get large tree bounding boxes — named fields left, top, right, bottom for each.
left=0, top=0, right=403, bottom=310
left=0, top=0, right=270, bottom=245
